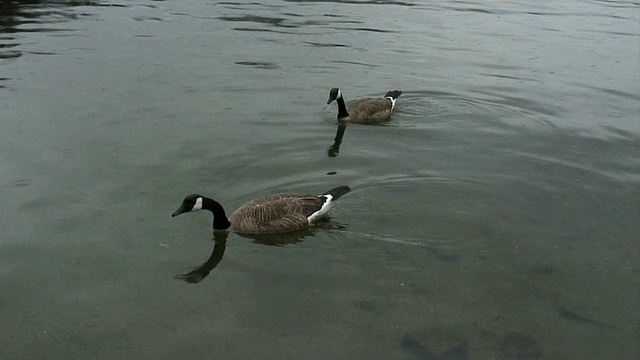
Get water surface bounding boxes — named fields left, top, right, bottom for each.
left=1, top=1, right=639, bottom=359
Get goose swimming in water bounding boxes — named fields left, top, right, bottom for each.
left=172, top=186, right=351, bottom=234
left=327, top=88, right=402, bottom=124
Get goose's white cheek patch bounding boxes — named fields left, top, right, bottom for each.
left=192, top=197, right=203, bottom=211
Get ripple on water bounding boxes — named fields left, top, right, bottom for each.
left=581, top=84, right=640, bottom=103
left=217, top=9, right=368, bottom=33
left=334, top=26, right=397, bottom=33
left=0, top=0, right=106, bottom=63
left=13, top=179, right=32, bottom=187
left=234, top=61, right=280, bottom=69
left=0, top=2, right=97, bottom=34
left=327, top=60, right=380, bottom=68
left=217, top=1, right=285, bottom=9
left=132, top=16, right=165, bottom=22
left=217, top=15, right=287, bottom=26
left=0, top=51, right=21, bottom=59
left=302, top=41, right=349, bottom=48
left=0, top=76, right=11, bottom=89
left=345, top=174, right=495, bottom=246
left=394, top=89, right=560, bottom=132
left=283, top=0, right=415, bottom=6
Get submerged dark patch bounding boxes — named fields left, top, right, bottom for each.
left=558, top=308, right=615, bottom=329
left=402, top=333, right=469, bottom=360
left=501, top=332, right=541, bottom=360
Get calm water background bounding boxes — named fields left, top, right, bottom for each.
left=1, top=0, right=639, bottom=359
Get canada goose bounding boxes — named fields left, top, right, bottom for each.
left=172, top=186, right=351, bottom=234
left=327, top=88, right=402, bottom=123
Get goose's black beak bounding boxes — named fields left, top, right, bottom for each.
left=327, top=98, right=334, bottom=104
left=172, top=205, right=188, bottom=217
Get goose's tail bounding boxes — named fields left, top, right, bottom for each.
left=323, top=186, right=351, bottom=201
left=384, top=90, right=402, bottom=99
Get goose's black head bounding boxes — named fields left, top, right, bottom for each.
left=327, top=88, right=342, bottom=104
left=172, top=194, right=204, bottom=217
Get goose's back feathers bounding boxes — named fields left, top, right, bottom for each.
left=228, top=186, right=350, bottom=234
left=229, top=194, right=325, bottom=234
left=346, top=97, right=395, bottom=123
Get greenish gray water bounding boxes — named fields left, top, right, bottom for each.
left=1, top=0, right=638, bottom=359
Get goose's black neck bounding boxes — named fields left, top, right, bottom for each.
left=201, top=197, right=232, bottom=230
left=336, top=96, right=349, bottom=119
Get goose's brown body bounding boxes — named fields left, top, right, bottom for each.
left=228, top=193, right=328, bottom=234
left=342, top=97, right=396, bottom=123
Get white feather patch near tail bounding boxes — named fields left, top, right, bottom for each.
left=307, top=195, right=334, bottom=224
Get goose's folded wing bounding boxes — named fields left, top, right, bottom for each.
left=348, top=98, right=393, bottom=122
left=230, top=195, right=324, bottom=234
left=346, top=98, right=372, bottom=108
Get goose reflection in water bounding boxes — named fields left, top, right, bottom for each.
left=176, top=219, right=346, bottom=284
left=175, top=231, right=229, bottom=284
left=328, top=123, right=347, bottom=157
